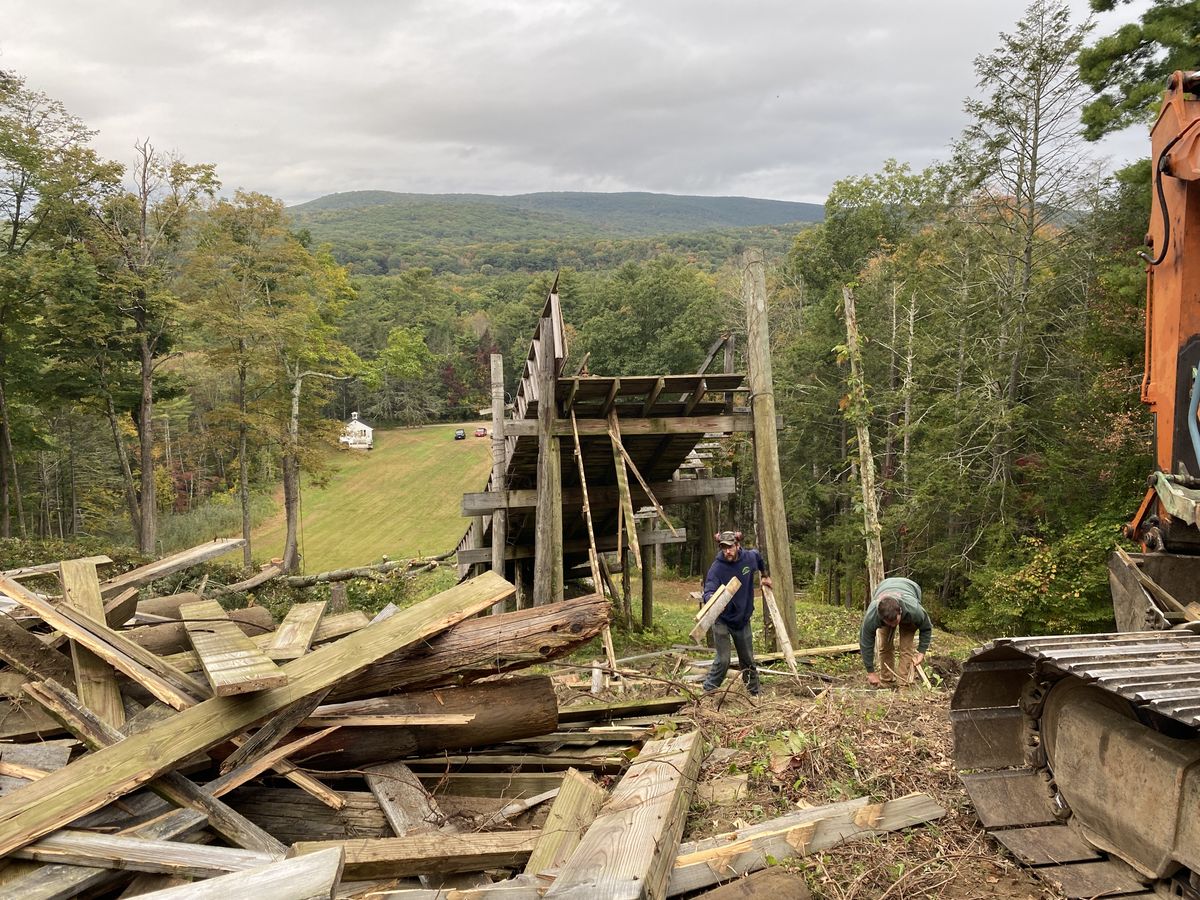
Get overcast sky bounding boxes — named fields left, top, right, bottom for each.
left=0, top=0, right=1149, bottom=206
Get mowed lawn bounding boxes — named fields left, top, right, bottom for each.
left=252, top=423, right=493, bottom=572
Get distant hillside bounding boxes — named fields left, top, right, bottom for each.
left=288, top=190, right=823, bottom=276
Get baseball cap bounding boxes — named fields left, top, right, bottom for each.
left=717, top=531, right=737, bottom=546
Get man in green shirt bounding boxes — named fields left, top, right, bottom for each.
left=859, top=577, right=932, bottom=687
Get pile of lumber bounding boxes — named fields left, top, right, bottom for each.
left=0, top=546, right=944, bottom=898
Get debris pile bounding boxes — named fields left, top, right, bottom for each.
left=0, top=543, right=944, bottom=898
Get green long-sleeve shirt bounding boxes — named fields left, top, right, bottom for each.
left=859, top=577, right=932, bottom=672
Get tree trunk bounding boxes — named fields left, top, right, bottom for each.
left=281, top=368, right=304, bottom=573
left=238, top=356, right=252, bottom=569
left=104, top=391, right=142, bottom=542
left=0, top=376, right=27, bottom=538
left=136, top=330, right=157, bottom=554
left=842, top=287, right=885, bottom=594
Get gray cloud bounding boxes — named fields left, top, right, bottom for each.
left=0, top=0, right=1150, bottom=205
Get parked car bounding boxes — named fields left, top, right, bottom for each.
left=454, top=429, right=466, bottom=440
left=474, top=427, right=488, bottom=437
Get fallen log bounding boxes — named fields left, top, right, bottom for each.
left=279, top=675, right=558, bottom=769
left=325, top=592, right=609, bottom=701
left=283, top=557, right=442, bottom=589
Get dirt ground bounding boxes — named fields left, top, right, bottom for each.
left=614, top=666, right=1062, bottom=899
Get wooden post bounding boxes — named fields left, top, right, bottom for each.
left=742, top=248, right=797, bottom=642
left=842, top=286, right=885, bottom=593
left=490, top=353, right=508, bottom=615
left=641, top=529, right=654, bottom=631
left=534, top=326, right=563, bottom=605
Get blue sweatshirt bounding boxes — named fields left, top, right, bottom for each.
left=702, top=547, right=766, bottom=630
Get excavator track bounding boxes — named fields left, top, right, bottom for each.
left=953, top=631, right=1200, bottom=899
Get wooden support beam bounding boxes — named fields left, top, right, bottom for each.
left=218, top=688, right=331, bottom=774
left=690, top=576, right=742, bottom=643
left=533, top=323, right=563, bottom=606
left=12, top=830, right=272, bottom=877
left=563, top=377, right=581, bottom=411
left=265, top=600, right=327, bottom=661
left=0, top=571, right=513, bottom=859
left=608, top=410, right=641, bottom=570
left=0, top=576, right=210, bottom=711
left=2, top=556, right=112, bottom=580
left=524, top=768, right=607, bottom=876
left=462, top=477, right=734, bottom=516
left=743, top=248, right=796, bottom=642
left=181, top=598, right=288, bottom=696
left=491, top=352, right=509, bottom=615
left=641, top=378, right=665, bottom=416
left=290, top=832, right=540, bottom=880
left=546, top=730, right=703, bottom=899
left=504, top=413, right=764, bottom=438
left=600, top=377, right=621, bottom=416
left=123, top=847, right=345, bottom=900
left=58, top=560, right=125, bottom=729
left=683, top=377, right=708, bottom=416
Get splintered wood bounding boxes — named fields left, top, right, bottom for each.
left=0, top=543, right=946, bottom=898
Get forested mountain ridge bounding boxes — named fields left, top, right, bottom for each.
left=288, top=190, right=823, bottom=275
left=290, top=190, right=823, bottom=236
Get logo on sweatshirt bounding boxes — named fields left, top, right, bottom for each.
left=742, top=565, right=751, bottom=576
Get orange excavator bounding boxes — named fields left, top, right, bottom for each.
left=952, top=72, right=1200, bottom=898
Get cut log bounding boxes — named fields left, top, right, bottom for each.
left=546, top=730, right=703, bottom=900
left=326, top=592, right=609, bottom=701
left=0, top=571, right=513, bottom=859
left=690, top=576, right=741, bottom=643
left=289, top=832, right=540, bottom=880
left=524, top=768, right=607, bottom=876
left=279, top=675, right=558, bottom=769
left=113, top=846, right=344, bottom=900
left=180, top=599, right=287, bottom=696
left=264, top=601, right=327, bottom=661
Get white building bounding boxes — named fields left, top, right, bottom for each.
left=339, top=412, right=374, bottom=450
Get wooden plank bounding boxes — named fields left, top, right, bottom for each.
left=224, top=789, right=390, bottom=843
left=264, top=601, right=327, bottom=661
left=666, top=792, right=945, bottom=896
left=558, top=696, right=690, bottom=724
left=691, top=868, right=811, bottom=900
left=0, top=570, right=513, bottom=859
left=289, top=832, right=540, bottom=879
left=690, top=576, right=742, bottom=643
left=218, top=688, right=331, bottom=775
left=418, top=773, right=565, bottom=799
left=546, top=730, right=703, bottom=900
left=23, top=678, right=286, bottom=858
left=524, top=768, right=607, bottom=876
left=365, top=761, right=446, bottom=836
left=1, top=557, right=111, bottom=580
left=311, top=611, right=370, bottom=644
left=94, top=846, right=345, bottom=900
left=0, top=576, right=209, bottom=711
left=100, top=587, right=140, bottom=628
left=1035, top=859, right=1151, bottom=898
left=180, top=598, right=287, bottom=696
left=97, top=539, right=245, bottom=603
left=12, top=831, right=272, bottom=877
left=760, top=585, right=797, bottom=674
left=0, top=612, right=73, bottom=682
left=0, top=742, right=71, bottom=797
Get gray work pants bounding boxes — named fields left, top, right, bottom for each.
left=703, top=620, right=759, bottom=694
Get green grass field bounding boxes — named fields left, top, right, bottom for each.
left=251, top=423, right=492, bottom=572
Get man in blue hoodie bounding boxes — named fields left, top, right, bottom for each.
left=701, top=530, right=771, bottom=696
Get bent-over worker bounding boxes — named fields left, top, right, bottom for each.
left=701, top=530, right=771, bottom=696
left=860, top=576, right=932, bottom=687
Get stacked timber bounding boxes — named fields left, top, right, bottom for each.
left=0, top=546, right=943, bottom=898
